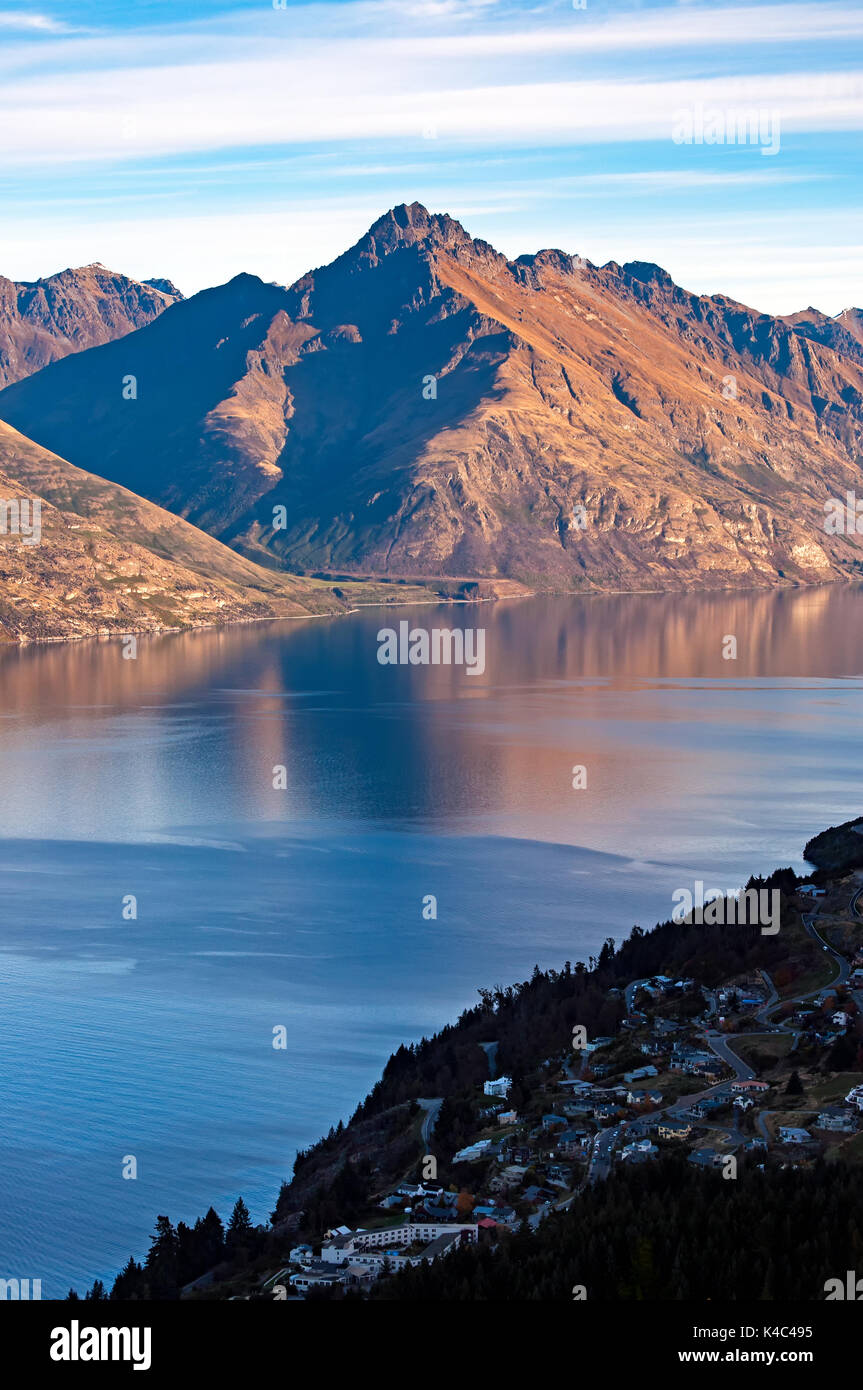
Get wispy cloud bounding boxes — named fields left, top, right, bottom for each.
left=0, top=0, right=859, bottom=313
left=0, top=9, right=74, bottom=33
left=0, top=62, right=861, bottom=165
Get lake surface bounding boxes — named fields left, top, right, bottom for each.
left=3, top=586, right=863, bottom=1295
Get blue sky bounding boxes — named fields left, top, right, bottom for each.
left=0, top=0, right=860, bottom=313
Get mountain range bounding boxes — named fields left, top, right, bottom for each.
left=0, top=264, right=182, bottom=390
left=1, top=203, right=862, bottom=638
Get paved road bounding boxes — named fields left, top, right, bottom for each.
left=417, top=1098, right=442, bottom=1148
left=703, top=1031, right=756, bottom=1081
left=802, top=913, right=849, bottom=987
left=587, top=1122, right=626, bottom=1184
left=478, top=1041, right=499, bottom=1079
left=624, top=979, right=651, bottom=1013
left=754, top=969, right=779, bottom=1027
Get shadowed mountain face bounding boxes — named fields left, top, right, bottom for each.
left=2, top=203, right=863, bottom=591
left=0, top=264, right=182, bottom=389
left=0, top=419, right=362, bottom=640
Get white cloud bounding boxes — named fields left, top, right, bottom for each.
left=0, top=11, right=70, bottom=32
left=0, top=61, right=860, bottom=167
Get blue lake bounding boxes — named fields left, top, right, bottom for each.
left=2, top=587, right=863, bottom=1294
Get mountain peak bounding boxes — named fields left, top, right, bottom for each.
left=621, top=260, right=675, bottom=289
left=145, top=277, right=184, bottom=300
left=364, top=201, right=478, bottom=254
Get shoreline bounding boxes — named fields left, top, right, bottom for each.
left=2, top=572, right=856, bottom=649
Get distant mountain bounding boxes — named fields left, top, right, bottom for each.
left=0, top=418, right=378, bottom=641
left=837, top=307, right=863, bottom=348
left=0, top=264, right=182, bottom=388
left=782, top=306, right=863, bottom=365
left=2, top=204, right=863, bottom=591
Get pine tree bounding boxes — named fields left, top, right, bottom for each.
left=145, top=1215, right=179, bottom=1299
left=226, top=1196, right=254, bottom=1258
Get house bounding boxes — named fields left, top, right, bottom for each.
left=498, top=1110, right=519, bottom=1126
left=541, top=1113, right=568, bottom=1130
left=320, top=1233, right=359, bottom=1263
left=484, top=1076, right=512, bottom=1098
left=689, top=1095, right=728, bottom=1119
left=415, top=1201, right=460, bottom=1223
left=562, top=1101, right=595, bottom=1120
left=623, top=1065, right=659, bottom=1083
left=453, top=1139, right=492, bottom=1162
left=658, top=1119, right=691, bottom=1141
left=816, top=1108, right=857, bottom=1132
left=845, top=1084, right=863, bottom=1112
left=833, top=1011, right=850, bottom=1028
left=799, top=885, right=826, bottom=898
left=621, top=1138, right=658, bottom=1160
left=593, top=1102, right=623, bottom=1122
left=473, top=1204, right=517, bottom=1225
left=730, top=1080, right=769, bottom=1094
left=688, top=1148, right=723, bottom=1168
left=290, top=1265, right=347, bottom=1294
left=627, top=1116, right=657, bottom=1138
left=734, top=1096, right=754, bottom=1111
left=654, top=1018, right=680, bottom=1036
left=522, top=1186, right=556, bottom=1207
left=556, top=1127, right=589, bottom=1156
left=777, top=1126, right=812, bottom=1145
left=546, top=1164, right=573, bottom=1184
left=290, top=1244, right=314, bottom=1265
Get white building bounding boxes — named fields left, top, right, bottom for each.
left=484, top=1077, right=512, bottom=1098
left=453, top=1139, right=492, bottom=1162
left=845, top=1084, right=863, bottom=1112
left=353, top=1222, right=478, bottom=1250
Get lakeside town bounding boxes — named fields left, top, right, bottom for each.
left=252, top=851, right=863, bottom=1299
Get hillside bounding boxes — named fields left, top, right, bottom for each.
left=2, top=205, right=863, bottom=591
left=0, top=419, right=432, bottom=641
left=0, top=263, right=182, bottom=388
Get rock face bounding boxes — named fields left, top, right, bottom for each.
left=0, top=419, right=357, bottom=641
left=2, top=203, right=863, bottom=592
left=0, top=264, right=182, bottom=388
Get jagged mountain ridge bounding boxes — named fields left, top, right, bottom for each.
left=1, top=203, right=862, bottom=591
left=0, top=263, right=182, bottom=389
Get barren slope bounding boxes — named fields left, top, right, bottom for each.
left=0, top=420, right=366, bottom=640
